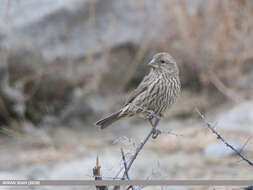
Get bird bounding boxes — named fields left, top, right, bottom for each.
left=95, top=52, right=181, bottom=130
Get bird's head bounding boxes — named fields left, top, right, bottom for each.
left=148, top=52, right=178, bottom=74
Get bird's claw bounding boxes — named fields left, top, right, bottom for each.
left=146, top=110, right=155, bottom=120
left=152, top=129, right=161, bottom=139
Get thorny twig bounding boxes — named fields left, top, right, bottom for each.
left=113, top=107, right=161, bottom=178
left=159, top=129, right=183, bottom=137
left=239, top=137, right=252, bottom=154
left=235, top=136, right=252, bottom=164
left=196, top=108, right=253, bottom=167
left=113, top=137, right=136, bottom=180
left=123, top=117, right=160, bottom=179
left=121, top=148, right=134, bottom=190
left=98, top=107, right=162, bottom=190
left=112, top=112, right=160, bottom=190
left=121, top=148, right=130, bottom=180
left=113, top=118, right=160, bottom=190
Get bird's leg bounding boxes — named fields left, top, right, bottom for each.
left=148, top=118, right=153, bottom=126
left=146, top=110, right=161, bottom=139
left=148, top=118, right=157, bottom=138
left=149, top=117, right=161, bottom=139
left=146, top=110, right=154, bottom=120
left=152, top=128, right=161, bottom=139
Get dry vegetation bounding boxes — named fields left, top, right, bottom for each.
left=0, top=0, right=253, bottom=128
left=89, top=0, right=253, bottom=113
left=0, top=2, right=252, bottom=190
left=142, top=0, right=253, bottom=98
left=166, top=0, right=253, bottom=102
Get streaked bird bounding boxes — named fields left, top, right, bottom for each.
left=95, top=52, right=181, bottom=129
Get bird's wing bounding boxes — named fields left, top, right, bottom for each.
left=124, top=73, right=150, bottom=105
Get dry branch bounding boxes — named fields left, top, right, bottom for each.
left=95, top=107, right=161, bottom=190
left=112, top=114, right=160, bottom=190
left=120, top=117, right=160, bottom=190
left=123, top=117, right=160, bottom=179
left=121, top=148, right=130, bottom=180
left=196, top=109, right=253, bottom=167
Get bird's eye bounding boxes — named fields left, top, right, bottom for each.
left=160, top=60, right=166, bottom=64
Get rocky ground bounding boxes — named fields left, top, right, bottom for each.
left=0, top=102, right=252, bottom=190
left=0, top=1, right=253, bottom=190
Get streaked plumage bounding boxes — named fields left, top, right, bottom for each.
left=95, top=52, right=181, bottom=129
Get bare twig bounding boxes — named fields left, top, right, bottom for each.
left=239, top=137, right=252, bottom=154
left=121, top=148, right=130, bottom=180
left=113, top=137, right=136, bottom=180
left=196, top=108, right=253, bottom=167
left=113, top=107, right=161, bottom=180
left=159, top=129, right=183, bottom=137
left=113, top=116, right=160, bottom=190
left=236, top=137, right=252, bottom=164
left=110, top=107, right=161, bottom=190
left=121, top=148, right=133, bottom=190
left=123, top=117, right=160, bottom=178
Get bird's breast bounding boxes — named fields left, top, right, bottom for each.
left=149, top=75, right=180, bottom=114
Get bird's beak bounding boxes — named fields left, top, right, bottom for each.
left=148, top=59, right=156, bottom=67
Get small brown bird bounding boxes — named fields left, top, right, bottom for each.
left=95, top=52, right=181, bottom=129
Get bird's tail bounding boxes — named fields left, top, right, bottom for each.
left=95, top=110, right=123, bottom=129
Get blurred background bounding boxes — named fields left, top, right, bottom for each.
left=0, top=0, right=253, bottom=189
